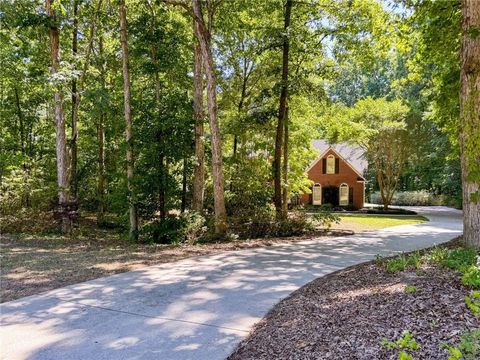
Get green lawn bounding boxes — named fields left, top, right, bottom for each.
left=336, top=214, right=428, bottom=231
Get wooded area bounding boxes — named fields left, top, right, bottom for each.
left=0, top=0, right=478, bottom=247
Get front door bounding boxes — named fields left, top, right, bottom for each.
left=323, top=186, right=339, bottom=207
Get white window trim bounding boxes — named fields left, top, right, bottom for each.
left=339, top=183, right=349, bottom=206
left=326, top=155, right=335, bottom=174
left=312, top=183, right=322, bottom=205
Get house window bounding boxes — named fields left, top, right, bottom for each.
left=312, top=183, right=322, bottom=205
left=339, top=183, right=349, bottom=206
left=326, top=155, right=335, bottom=174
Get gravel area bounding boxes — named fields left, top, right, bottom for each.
left=229, top=250, right=478, bottom=359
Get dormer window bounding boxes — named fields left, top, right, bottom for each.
left=326, top=155, right=335, bottom=174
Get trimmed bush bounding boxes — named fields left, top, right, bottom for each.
left=370, top=190, right=446, bottom=206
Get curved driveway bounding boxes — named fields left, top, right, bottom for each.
left=1, top=207, right=462, bottom=360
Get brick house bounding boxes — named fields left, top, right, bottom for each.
left=300, top=140, right=367, bottom=209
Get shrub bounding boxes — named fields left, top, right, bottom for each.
left=141, top=211, right=206, bottom=244
left=229, top=208, right=334, bottom=239
left=370, top=190, right=445, bottom=206
left=0, top=208, right=58, bottom=234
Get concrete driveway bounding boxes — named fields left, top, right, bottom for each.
left=0, top=206, right=462, bottom=360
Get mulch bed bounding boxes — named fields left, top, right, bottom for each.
left=229, top=254, right=478, bottom=359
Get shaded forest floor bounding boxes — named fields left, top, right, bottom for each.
left=229, top=238, right=480, bottom=360
left=0, top=226, right=348, bottom=303
left=0, top=213, right=428, bottom=303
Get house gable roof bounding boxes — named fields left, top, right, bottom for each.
left=307, top=140, right=367, bottom=179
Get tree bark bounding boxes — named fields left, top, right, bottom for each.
left=70, top=0, right=102, bottom=201
left=146, top=0, right=167, bottom=219
left=192, top=0, right=227, bottom=234
left=119, top=0, right=138, bottom=240
left=181, top=157, right=188, bottom=213
left=460, top=0, right=480, bottom=248
left=192, top=20, right=205, bottom=214
left=97, top=37, right=106, bottom=224
left=46, top=0, right=71, bottom=233
left=14, top=87, right=31, bottom=207
left=71, top=0, right=79, bottom=200
left=97, top=111, right=106, bottom=222
left=282, top=106, right=289, bottom=215
left=274, top=0, right=292, bottom=218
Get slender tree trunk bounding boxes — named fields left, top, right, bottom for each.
left=146, top=2, right=167, bottom=219
left=460, top=0, right=480, bottom=248
left=46, top=0, right=71, bottom=233
left=181, top=157, right=187, bottom=213
left=282, top=106, right=289, bottom=215
left=119, top=0, right=138, bottom=240
left=71, top=0, right=79, bottom=200
left=192, top=0, right=227, bottom=234
left=274, top=0, right=292, bottom=218
left=97, top=36, right=106, bottom=224
left=230, top=72, right=247, bottom=192
left=97, top=112, right=106, bottom=222
left=192, top=20, right=205, bottom=214
left=14, top=87, right=31, bottom=207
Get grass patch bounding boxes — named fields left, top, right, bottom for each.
left=338, top=214, right=428, bottom=230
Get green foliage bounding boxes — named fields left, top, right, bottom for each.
left=463, top=266, right=480, bottom=289
left=404, top=285, right=417, bottom=294
left=445, top=329, right=480, bottom=360
left=370, top=190, right=449, bottom=207
left=229, top=208, right=326, bottom=240
left=385, top=252, right=422, bottom=273
left=141, top=211, right=206, bottom=244
left=464, top=291, right=480, bottom=316
left=381, top=330, right=420, bottom=359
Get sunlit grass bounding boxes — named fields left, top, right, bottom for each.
left=338, top=215, right=428, bottom=230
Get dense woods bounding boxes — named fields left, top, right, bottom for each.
left=0, top=0, right=478, bottom=247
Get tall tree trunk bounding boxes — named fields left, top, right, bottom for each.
left=192, top=0, right=227, bottom=234
left=460, top=0, right=480, bottom=248
left=71, top=0, right=79, bottom=200
left=192, top=20, right=205, bottom=214
left=14, top=87, right=31, bottom=207
left=282, top=106, right=289, bottom=215
left=230, top=69, right=248, bottom=192
left=46, top=0, right=71, bottom=233
left=97, top=36, right=106, bottom=224
left=70, top=0, right=101, bottom=202
left=146, top=1, right=167, bottom=219
left=274, top=0, right=292, bottom=218
left=119, top=0, right=138, bottom=240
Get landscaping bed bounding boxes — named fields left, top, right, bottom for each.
left=229, top=239, right=480, bottom=360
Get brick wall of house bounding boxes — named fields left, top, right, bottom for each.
left=300, top=148, right=365, bottom=209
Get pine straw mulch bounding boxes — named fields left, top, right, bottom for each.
left=229, top=246, right=478, bottom=359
